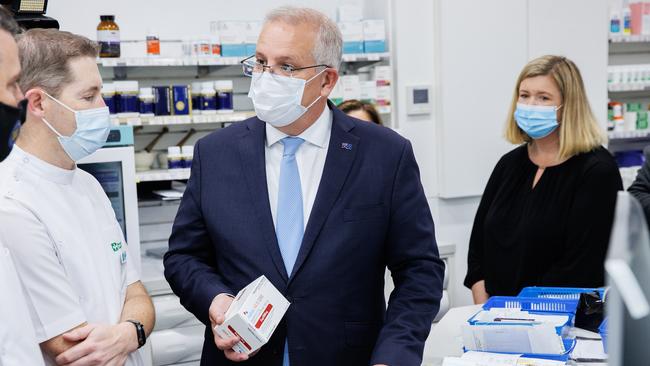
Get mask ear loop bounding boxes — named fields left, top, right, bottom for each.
left=303, top=67, right=329, bottom=109
left=40, top=90, right=76, bottom=138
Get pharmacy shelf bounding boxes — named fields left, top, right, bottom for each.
left=608, top=130, right=650, bottom=153
left=610, top=34, right=650, bottom=43
left=111, top=111, right=255, bottom=126
left=608, top=86, right=650, bottom=99
left=609, top=130, right=650, bottom=140
left=136, top=168, right=191, bottom=183
left=97, top=53, right=390, bottom=68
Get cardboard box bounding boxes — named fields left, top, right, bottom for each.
left=338, top=22, right=364, bottom=54
left=215, top=275, right=290, bottom=355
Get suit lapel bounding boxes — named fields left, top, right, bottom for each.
left=289, top=107, right=359, bottom=281
left=238, top=119, right=289, bottom=283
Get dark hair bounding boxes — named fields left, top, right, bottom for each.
left=0, top=5, right=20, bottom=36
left=338, top=99, right=382, bottom=125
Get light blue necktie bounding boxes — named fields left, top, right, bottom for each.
left=276, top=136, right=305, bottom=366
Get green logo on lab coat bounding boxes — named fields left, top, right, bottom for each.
left=111, top=241, right=123, bottom=252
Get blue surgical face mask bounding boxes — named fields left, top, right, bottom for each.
left=41, top=92, right=111, bottom=162
left=514, top=103, right=562, bottom=140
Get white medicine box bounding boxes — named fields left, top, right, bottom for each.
left=215, top=275, right=290, bottom=355
left=218, top=21, right=247, bottom=44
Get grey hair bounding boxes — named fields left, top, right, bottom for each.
left=265, top=6, right=343, bottom=70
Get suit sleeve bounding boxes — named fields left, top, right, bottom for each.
left=370, top=140, right=445, bottom=366
left=163, top=141, right=233, bottom=326
left=628, top=148, right=650, bottom=230
left=541, top=160, right=623, bottom=287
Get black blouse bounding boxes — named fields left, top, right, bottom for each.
left=464, top=145, right=623, bottom=296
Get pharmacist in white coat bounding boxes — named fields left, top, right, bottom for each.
left=0, top=6, right=45, bottom=365
left=0, top=28, right=154, bottom=366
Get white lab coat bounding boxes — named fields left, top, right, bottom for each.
left=0, top=243, right=45, bottom=365
left=0, top=146, right=144, bottom=366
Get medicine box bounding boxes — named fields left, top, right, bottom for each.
left=362, top=19, right=386, bottom=53
left=339, top=22, right=364, bottom=54
left=245, top=22, right=262, bottom=56
left=341, top=75, right=361, bottom=101
left=215, top=275, right=290, bottom=355
left=337, top=5, right=363, bottom=22
left=219, top=21, right=248, bottom=57
left=373, top=66, right=392, bottom=86
left=360, top=81, right=377, bottom=104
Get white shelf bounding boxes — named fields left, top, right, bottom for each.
left=136, top=169, right=191, bottom=183
left=98, top=53, right=389, bottom=67
left=610, top=34, right=650, bottom=43
left=341, top=52, right=390, bottom=62
left=111, top=111, right=255, bottom=126
left=609, top=130, right=650, bottom=140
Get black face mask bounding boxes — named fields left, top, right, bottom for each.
left=0, top=99, right=27, bottom=161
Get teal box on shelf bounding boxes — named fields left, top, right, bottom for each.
left=343, top=41, right=364, bottom=54
left=104, top=125, right=134, bottom=147
left=364, top=40, right=386, bottom=53
left=245, top=44, right=256, bottom=56
left=222, top=44, right=248, bottom=57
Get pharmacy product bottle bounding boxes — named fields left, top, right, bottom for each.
left=97, top=15, right=120, bottom=58
left=624, top=7, right=632, bottom=35
left=611, top=11, right=621, bottom=34
left=146, top=30, right=160, bottom=56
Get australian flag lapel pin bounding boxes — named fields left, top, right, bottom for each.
left=341, top=142, right=353, bottom=151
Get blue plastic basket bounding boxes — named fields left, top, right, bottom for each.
left=468, top=296, right=578, bottom=336
left=463, top=338, right=576, bottom=362
left=599, top=318, right=608, bottom=354
left=518, top=286, right=606, bottom=301
left=483, top=296, right=578, bottom=314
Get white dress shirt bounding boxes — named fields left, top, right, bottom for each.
left=0, top=145, right=143, bottom=366
left=265, top=106, right=332, bottom=229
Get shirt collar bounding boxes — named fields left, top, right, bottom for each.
left=266, top=105, right=332, bottom=149
left=7, top=144, right=76, bottom=185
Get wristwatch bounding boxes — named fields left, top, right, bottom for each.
left=126, top=320, right=146, bottom=349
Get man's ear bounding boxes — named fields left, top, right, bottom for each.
left=24, top=89, right=47, bottom=119
left=320, top=69, right=339, bottom=97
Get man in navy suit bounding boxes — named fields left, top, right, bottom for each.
left=164, top=6, right=444, bottom=366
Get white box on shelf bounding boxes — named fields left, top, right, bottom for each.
left=360, top=81, right=377, bottom=103
left=338, top=22, right=364, bottom=54
left=340, top=75, right=361, bottom=101
left=245, top=21, right=262, bottom=55
left=215, top=275, right=290, bottom=355
left=337, top=5, right=363, bottom=22
left=373, top=65, right=392, bottom=86
left=218, top=21, right=247, bottom=44
left=362, top=19, right=386, bottom=53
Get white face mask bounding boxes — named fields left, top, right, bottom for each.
left=248, top=69, right=326, bottom=128
left=41, top=92, right=111, bottom=162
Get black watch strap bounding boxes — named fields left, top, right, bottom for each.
left=126, top=320, right=146, bottom=349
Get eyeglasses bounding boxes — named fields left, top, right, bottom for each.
left=240, top=55, right=329, bottom=78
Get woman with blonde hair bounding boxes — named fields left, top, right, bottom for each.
left=464, top=55, right=622, bottom=303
